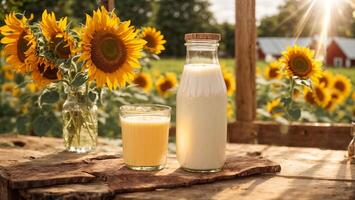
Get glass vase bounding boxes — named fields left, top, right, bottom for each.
left=62, top=87, right=98, bottom=153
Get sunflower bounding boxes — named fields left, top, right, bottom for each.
left=132, top=72, right=153, bottom=92
left=156, top=72, right=178, bottom=97
left=26, top=82, right=39, bottom=93
left=2, top=65, right=15, bottom=80
left=313, top=84, right=331, bottom=107
left=324, top=99, right=337, bottom=112
left=40, top=10, right=75, bottom=59
left=227, top=102, right=234, bottom=120
left=352, top=91, right=355, bottom=101
left=280, top=45, right=322, bottom=81
left=0, top=13, right=35, bottom=73
left=2, top=82, right=20, bottom=96
left=80, top=7, right=146, bottom=90
left=264, top=61, right=282, bottom=80
left=332, top=74, right=352, bottom=99
left=304, top=87, right=316, bottom=105
left=140, top=27, right=166, bottom=54
left=330, top=90, right=344, bottom=104
left=223, top=70, right=236, bottom=96
left=317, top=71, right=333, bottom=88
left=266, top=98, right=282, bottom=117
left=31, top=58, right=61, bottom=88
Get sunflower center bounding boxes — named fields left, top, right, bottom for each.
left=143, top=34, right=157, bottom=49
left=315, top=87, right=325, bottom=101
left=160, top=80, right=173, bottom=92
left=17, top=32, right=30, bottom=62
left=319, top=77, right=328, bottom=87
left=91, top=32, right=127, bottom=73
left=290, top=56, right=311, bottom=76
left=305, top=92, right=315, bottom=104
left=3, top=85, right=14, bottom=92
left=134, top=76, right=147, bottom=88
left=331, top=93, right=339, bottom=99
left=269, top=68, right=279, bottom=78
left=334, top=81, right=345, bottom=92
left=325, top=101, right=333, bottom=110
left=50, top=35, right=71, bottom=59
left=224, top=78, right=231, bottom=90
left=38, top=64, right=58, bottom=80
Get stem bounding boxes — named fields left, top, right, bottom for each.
left=285, top=77, right=295, bottom=121
left=85, top=81, right=90, bottom=97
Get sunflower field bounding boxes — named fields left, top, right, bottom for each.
left=0, top=7, right=354, bottom=139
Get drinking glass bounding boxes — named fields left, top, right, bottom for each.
left=119, top=104, right=171, bottom=170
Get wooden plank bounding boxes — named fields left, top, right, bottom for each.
left=228, top=121, right=256, bottom=143
left=115, top=176, right=355, bottom=200
left=234, top=0, right=256, bottom=143
left=116, top=145, right=355, bottom=199
left=2, top=154, right=279, bottom=199
left=255, top=121, right=352, bottom=150
left=225, top=143, right=355, bottom=181
left=228, top=121, right=352, bottom=150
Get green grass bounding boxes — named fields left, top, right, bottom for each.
left=151, top=58, right=263, bottom=73
left=151, top=58, right=355, bottom=84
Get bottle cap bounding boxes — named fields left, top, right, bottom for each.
left=184, top=33, right=221, bottom=42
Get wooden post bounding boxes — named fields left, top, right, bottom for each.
left=230, top=0, right=257, bottom=143
left=101, top=0, right=115, bottom=11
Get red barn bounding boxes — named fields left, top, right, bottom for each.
left=257, top=37, right=355, bottom=67
left=326, top=37, right=355, bottom=68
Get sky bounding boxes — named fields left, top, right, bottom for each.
left=210, top=0, right=285, bottom=23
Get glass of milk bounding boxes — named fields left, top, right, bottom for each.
left=177, top=33, right=227, bottom=172
left=119, top=104, right=171, bottom=171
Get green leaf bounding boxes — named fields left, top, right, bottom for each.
left=281, top=97, right=292, bottom=107
left=133, top=93, right=149, bottom=101
left=71, top=73, right=88, bottom=87
left=32, top=115, right=52, bottom=135
left=50, top=118, right=62, bottom=137
left=16, top=116, right=29, bottom=134
left=295, top=79, right=311, bottom=87
left=273, top=106, right=284, bottom=114
left=40, top=90, right=60, bottom=104
left=15, top=74, right=25, bottom=84
left=0, top=118, right=15, bottom=133
left=289, top=108, right=301, bottom=120
left=88, top=91, right=98, bottom=102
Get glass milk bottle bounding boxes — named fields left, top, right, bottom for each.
left=177, top=33, right=227, bottom=172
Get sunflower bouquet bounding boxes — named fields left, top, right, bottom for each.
left=0, top=7, right=166, bottom=152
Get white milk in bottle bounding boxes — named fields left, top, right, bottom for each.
left=177, top=33, right=227, bottom=172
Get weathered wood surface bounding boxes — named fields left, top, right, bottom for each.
left=0, top=135, right=354, bottom=200
left=0, top=135, right=280, bottom=200
left=228, top=121, right=353, bottom=150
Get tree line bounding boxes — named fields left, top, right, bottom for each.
left=1, top=0, right=354, bottom=57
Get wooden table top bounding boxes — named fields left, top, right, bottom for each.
left=0, top=134, right=354, bottom=200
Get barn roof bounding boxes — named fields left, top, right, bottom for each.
left=333, top=37, right=355, bottom=60
left=257, top=37, right=312, bottom=56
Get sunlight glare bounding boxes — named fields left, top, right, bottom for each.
left=316, top=0, right=335, bottom=59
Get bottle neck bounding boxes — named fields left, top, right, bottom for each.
left=185, top=41, right=219, bottom=65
